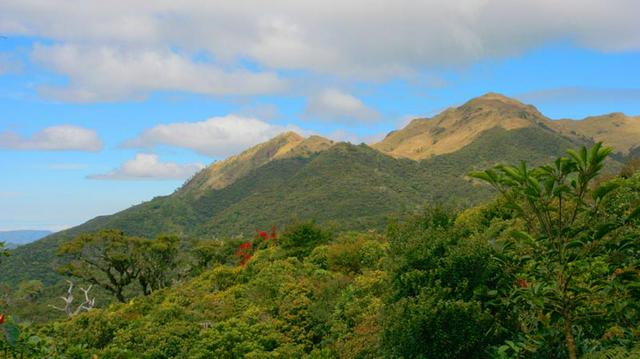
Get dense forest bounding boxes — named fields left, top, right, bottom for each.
left=1, top=143, right=640, bottom=358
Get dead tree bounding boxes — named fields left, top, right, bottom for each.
left=49, top=280, right=95, bottom=317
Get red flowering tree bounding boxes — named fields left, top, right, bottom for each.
left=256, top=226, right=277, bottom=242
left=235, top=241, right=253, bottom=266
left=235, top=226, right=278, bottom=266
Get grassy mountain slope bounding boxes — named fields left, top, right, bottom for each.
left=372, top=93, right=553, bottom=159
left=181, top=132, right=334, bottom=194
left=0, top=125, right=591, bottom=286
left=553, top=112, right=640, bottom=155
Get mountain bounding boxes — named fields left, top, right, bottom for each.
left=1, top=93, right=635, bottom=287
left=0, top=230, right=52, bottom=248
left=372, top=93, right=554, bottom=159
left=553, top=112, right=640, bottom=155
left=181, top=132, right=335, bottom=194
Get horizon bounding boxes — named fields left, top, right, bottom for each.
left=2, top=1, right=640, bottom=231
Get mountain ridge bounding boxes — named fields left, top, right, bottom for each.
left=553, top=112, right=640, bottom=155
left=181, top=131, right=335, bottom=194
left=1, top=93, right=637, bottom=287
left=373, top=93, right=555, bottom=159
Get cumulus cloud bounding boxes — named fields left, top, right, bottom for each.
left=305, top=88, right=380, bottom=123
left=1, top=0, right=639, bottom=100
left=88, top=153, right=204, bottom=180
left=124, top=115, right=302, bottom=157
left=0, top=125, right=103, bottom=152
left=31, top=44, right=287, bottom=102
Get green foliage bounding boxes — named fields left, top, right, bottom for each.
left=280, top=221, right=334, bottom=259
left=58, top=229, right=142, bottom=302
left=191, top=238, right=226, bottom=271
left=382, top=207, right=509, bottom=358
left=137, top=235, right=180, bottom=295
left=58, top=230, right=180, bottom=302
left=471, top=143, right=640, bottom=358
left=20, top=228, right=392, bottom=357
left=15, top=280, right=44, bottom=302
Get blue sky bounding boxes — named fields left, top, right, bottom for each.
left=1, top=1, right=639, bottom=231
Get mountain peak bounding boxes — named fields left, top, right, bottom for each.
left=373, top=93, right=550, bottom=160
left=274, top=131, right=304, bottom=142
left=474, top=92, right=517, bottom=101
left=181, top=132, right=333, bottom=193
left=462, top=92, right=533, bottom=110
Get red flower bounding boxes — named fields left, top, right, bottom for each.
left=270, top=226, right=277, bottom=240
left=240, top=253, right=253, bottom=266
left=259, top=231, right=268, bottom=239
left=0, top=314, right=5, bottom=325
left=517, top=278, right=528, bottom=288
left=236, top=241, right=254, bottom=266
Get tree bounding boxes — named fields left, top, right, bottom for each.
left=15, top=280, right=44, bottom=302
left=382, top=207, right=507, bottom=358
left=137, top=235, right=179, bottom=295
left=280, top=221, right=333, bottom=259
left=58, top=230, right=143, bottom=302
left=59, top=230, right=182, bottom=302
left=49, top=280, right=95, bottom=317
left=470, top=143, right=640, bottom=358
left=191, top=239, right=226, bottom=271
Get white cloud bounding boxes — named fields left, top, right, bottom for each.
left=31, top=44, right=288, bottom=102
left=124, top=115, right=302, bottom=157
left=305, top=88, right=380, bottom=123
left=0, top=125, right=103, bottom=152
left=1, top=0, right=638, bottom=99
left=88, top=153, right=204, bottom=180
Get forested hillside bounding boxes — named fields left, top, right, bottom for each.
left=0, top=125, right=593, bottom=287
left=1, top=144, right=639, bottom=358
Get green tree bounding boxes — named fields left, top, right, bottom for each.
left=15, top=280, right=44, bottom=302
left=58, top=229, right=143, bottom=302
left=59, top=230, right=182, bottom=302
left=191, top=239, right=225, bottom=271
left=137, top=235, right=179, bottom=295
left=382, top=207, right=507, bottom=358
left=280, top=221, right=333, bottom=259
left=470, top=143, right=640, bottom=358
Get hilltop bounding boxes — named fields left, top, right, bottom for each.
left=181, top=132, right=335, bottom=194
left=372, top=93, right=554, bottom=159
left=553, top=112, right=640, bottom=155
